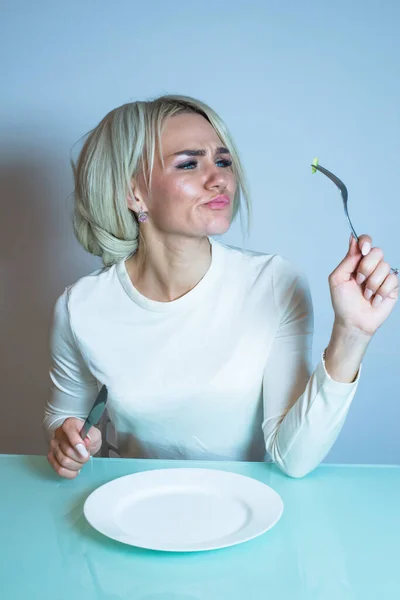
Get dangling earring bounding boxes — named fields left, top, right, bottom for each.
left=136, top=197, right=148, bottom=222
left=138, top=209, right=148, bottom=223
left=128, top=195, right=148, bottom=223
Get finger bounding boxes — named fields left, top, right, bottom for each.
left=83, top=427, right=95, bottom=448
left=372, top=274, right=399, bottom=306
left=84, top=425, right=102, bottom=451
left=59, top=439, right=90, bottom=464
left=363, top=261, right=391, bottom=301
left=62, top=419, right=91, bottom=460
left=47, top=450, right=80, bottom=479
left=357, top=234, right=373, bottom=257
left=331, top=235, right=362, bottom=283
left=356, top=247, right=384, bottom=285
left=53, top=444, right=83, bottom=472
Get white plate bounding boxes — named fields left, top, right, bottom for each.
left=84, top=468, right=283, bottom=552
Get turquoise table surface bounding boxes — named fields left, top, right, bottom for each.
left=1, top=455, right=399, bottom=600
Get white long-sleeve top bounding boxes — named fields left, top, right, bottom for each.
left=44, top=238, right=360, bottom=477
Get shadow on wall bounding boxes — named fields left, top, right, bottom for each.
left=0, top=151, right=99, bottom=455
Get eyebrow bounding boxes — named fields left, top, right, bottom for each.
left=170, top=146, right=231, bottom=157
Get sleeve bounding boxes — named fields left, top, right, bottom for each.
left=43, top=289, right=99, bottom=441
left=261, top=257, right=361, bottom=478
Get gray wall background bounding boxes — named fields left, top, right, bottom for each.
left=1, top=0, right=399, bottom=463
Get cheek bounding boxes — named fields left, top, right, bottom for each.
left=148, top=169, right=237, bottom=222
left=152, top=175, right=200, bottom=211
left=228, top=172, right=237, bottom=194
left=146, top=178, right=198, bottom=230
left=170, top=176, right=200, bottom=203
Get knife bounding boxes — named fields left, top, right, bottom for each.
left=79, top=385, right=108, bottom=439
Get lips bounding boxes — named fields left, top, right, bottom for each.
left=203, top=194, right=230, bottom=209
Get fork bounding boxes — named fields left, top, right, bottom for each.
left=311, top=161, right=398, bottom=276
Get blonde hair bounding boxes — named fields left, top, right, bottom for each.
left=72, top=94, right=251, bottom=266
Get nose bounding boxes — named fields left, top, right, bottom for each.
left=204, top=164, right=228, bottom=192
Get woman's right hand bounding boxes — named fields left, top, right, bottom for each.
left=47, top=417, right=102, bottom=479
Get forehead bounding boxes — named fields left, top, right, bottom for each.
left=161, top=112, right=223, bottom=151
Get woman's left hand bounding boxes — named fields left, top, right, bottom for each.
left=329, top=234, right=399, bottom=337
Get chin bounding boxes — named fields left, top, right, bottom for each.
left=208, top=224, right=230, bottom=236
left=202, top=214, right=232, bottom=236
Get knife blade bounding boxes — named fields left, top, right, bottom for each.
left=80, top=385, right=108, bottom=439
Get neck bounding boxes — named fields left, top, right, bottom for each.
left=125, top=234, right=212, bottom=302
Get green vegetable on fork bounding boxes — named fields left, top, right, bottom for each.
left=311, top=157, right=319, bottom=174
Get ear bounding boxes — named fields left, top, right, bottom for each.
left=126, top=193, right=139, bottom=213
left=127, top=179, right=148, bottom=214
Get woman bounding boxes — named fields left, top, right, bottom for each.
left=44, top=94, right=398, bottom=479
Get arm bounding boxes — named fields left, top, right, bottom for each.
left=43, top=289, right=99, bottom=441
left=262, top=258, right=360, bottom=478
left=324, top=323, right=370, bottom=383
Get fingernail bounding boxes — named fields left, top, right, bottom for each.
left=372, top=294, right=383, bottom=307
left=356, top=272, right=366, bottom=285
left=361, top=242, right=371, bottom=256
left=364, top=288, right=373, bottom=301
left=75, top=443, right=89, bottom=458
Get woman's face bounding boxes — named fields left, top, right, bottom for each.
left=133, top=112, right=237, bottom=238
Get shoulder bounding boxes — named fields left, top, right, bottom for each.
left=212, top=238, right=306, bottom=285
left=53, top=264, right=119, bottom=326
left=213, top=239, right=312, bottom=317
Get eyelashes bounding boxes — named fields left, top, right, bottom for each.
left=176, top=159, right=233, bottom=170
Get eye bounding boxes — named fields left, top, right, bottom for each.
left=216, top=159, right=233, bottom=168
left=176, top=159, right=233, bottom=170
left=176, top=161, right=197, bottom=170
